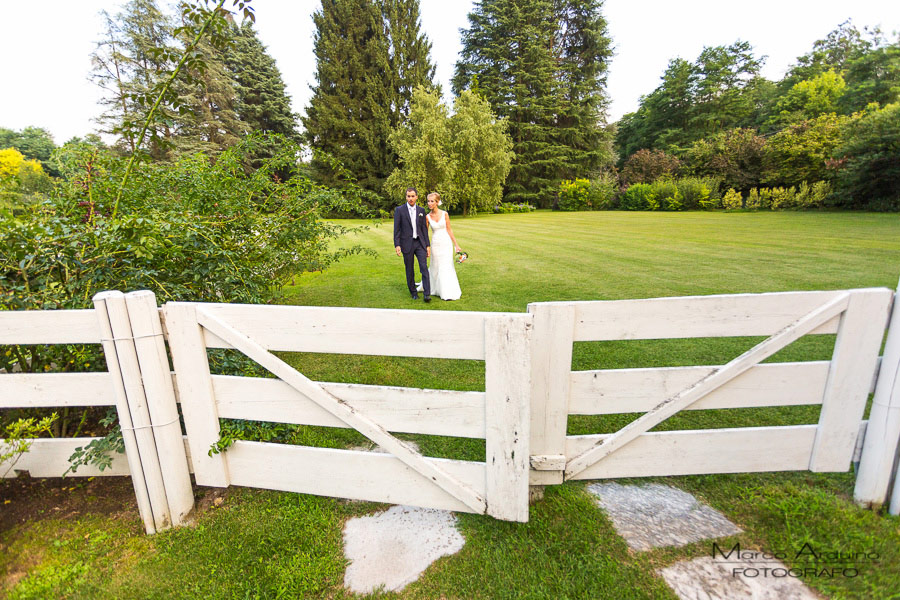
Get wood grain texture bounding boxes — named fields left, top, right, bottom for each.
left=213, top=376, right=486, bottom=438
left=0, top=309, right=101, bottom=344
left=0, top=373, right=116, bottom=408
left=162, top=303, right=230, bottom=487
left=126, top=291, right=194, bottom=525
left=1, top=437, right=131, bottom=478
left=569, top=362, right=831, bottom=414
left=92, top=291, right=157, bottom=533
left=183, top=302, right=515, bottom=359
left=526, top=303, right=573, bottom=485
left=532, top=290, right=855, bottom=342
left=484, top=314, right=532, bottom=522
left=197, top=307, right=488, bottom=514
left=225, top=441, right=485, bottom=513
left=565, top=426, right=818, bottom=479
left=810, top=288, right=893, bottom=471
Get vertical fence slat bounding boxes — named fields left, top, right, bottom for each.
left=93, top=291, right=158, bottom=534
left=810, top=289, right=893, bottom=472
left=484, top=314, right=532, bottom=522
left=162, top=303, right=230, bottom=487
left=855, top=283, right=900, bottom=509
left=526, top=303, right=573, bottom=486
left=125, top=291, right=195, bottom=524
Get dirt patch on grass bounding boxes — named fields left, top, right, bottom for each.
left=0, top=475, right=139, bottom=534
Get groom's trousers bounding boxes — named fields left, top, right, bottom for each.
left=404, top=245, right=430, bottom=297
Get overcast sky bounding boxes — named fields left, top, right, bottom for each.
left=2, top=1, right=898, bottom=144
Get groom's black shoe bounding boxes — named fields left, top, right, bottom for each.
left=411, top=293, right=419, bottom=300
left=424, top=296, right=431, bottom=303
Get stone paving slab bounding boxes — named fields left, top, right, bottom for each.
left=659, top=556, right=821, bottom=599
left=343, top=505, right=465, bottom=594
left=587, top=482, right=741, bottom=551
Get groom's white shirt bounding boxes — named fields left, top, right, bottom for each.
left=408, top=203, right=418, bottom=238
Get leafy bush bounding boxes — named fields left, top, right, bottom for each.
left=556, top=174, right=618, bottom=211
left=1, top=134, right=363, bottom=313
left=493, top=202, right=535, bottom=213
left=746, top=188, right=762, bottom=210
left=589, top=172, right=619, bottom=209
left=675, top=176, right=721, bottom=209
left=621, top=183, right=655, bottom=210
left=722, top=188, right=743, bottom=209
left=648, top=179, right=683, bottom=211
left=768, top=186, right=795, bottom=209
left=685, top=128, right=766, bottom=193
left=0, top=135, right=366, bottom=461
left=557, top=178, right=592, bottom=211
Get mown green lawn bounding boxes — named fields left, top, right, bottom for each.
left=3, top=210, right=900, bottom=599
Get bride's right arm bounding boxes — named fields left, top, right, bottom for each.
left=444, top=212, right=462, bottom=252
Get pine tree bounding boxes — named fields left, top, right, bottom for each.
left=453, top=0, right=613, bottom=206
left=303, top=0, right=436, bottom=206
left=91, top=0, right=179, bottom=159
left=224, top=23, right=300, bottom=142
left=553, top=0, right=614, bottom=178
left=384, top=0, right=438, bottom=121
left=172, top=35, right=247, bottom=157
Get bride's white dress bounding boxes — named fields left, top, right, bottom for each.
left=425, top=211, right=461, bottom=300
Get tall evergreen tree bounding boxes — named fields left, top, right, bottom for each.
left=303, top=0, right=435, bottom=205
left=172, top=35, right=247, bottom=157
left=553, top=0, right=614, bottom=178
left=224, top=23, right=300, bottom=142
left=91, top=0, right=179, bottom=159
left=385, top=0, right=438, bottom=121
left=453, top=0, right=612, bottom=206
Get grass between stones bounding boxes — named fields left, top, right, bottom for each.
left=3, top=210, right=900, bottom=598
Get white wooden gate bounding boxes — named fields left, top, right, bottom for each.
left=162, top=302, right=533, bottom=522
left=528, top=289, right=893, bottom=484
left=6, top=286, right=900, bottom=533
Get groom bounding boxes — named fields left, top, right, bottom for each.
left=394, top=187, right=431, bottom=302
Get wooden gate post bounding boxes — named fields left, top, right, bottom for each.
left=810, top=288, right=893, bottom=472
left=484, top=314, right=532, bottom=522
left=526, top=303, right=574, bottom=487
left=94, top=291, right=168, bottom=533
left=855, top=282, right=900, bottom=511
left=162, top=302, right=230, bottom=487
left=125, top=291, right=194, bottom=525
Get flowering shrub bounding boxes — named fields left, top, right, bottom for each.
left=493, top=202, right=536, bottom=213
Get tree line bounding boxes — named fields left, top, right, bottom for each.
left=2, top=3, right=898, bottom=213
left=615, top=21, right=900, bottom=210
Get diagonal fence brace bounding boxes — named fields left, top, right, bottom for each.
left=565, top=293, right=851, bottom=479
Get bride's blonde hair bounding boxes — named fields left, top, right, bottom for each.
left=427, top=192, right=442, bottom=206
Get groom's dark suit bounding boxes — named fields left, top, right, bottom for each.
left=394, top=201, right=431, bottom=299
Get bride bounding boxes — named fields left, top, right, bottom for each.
left=422, top=192, right=462, bottom=300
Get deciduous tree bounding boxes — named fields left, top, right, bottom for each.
left=385, top=86, right=512, bottom=214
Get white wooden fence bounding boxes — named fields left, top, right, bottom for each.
left=3, top=285, right=900, bottom=534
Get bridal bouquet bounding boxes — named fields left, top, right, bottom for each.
left=456, top=251, right=468, bottom=263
